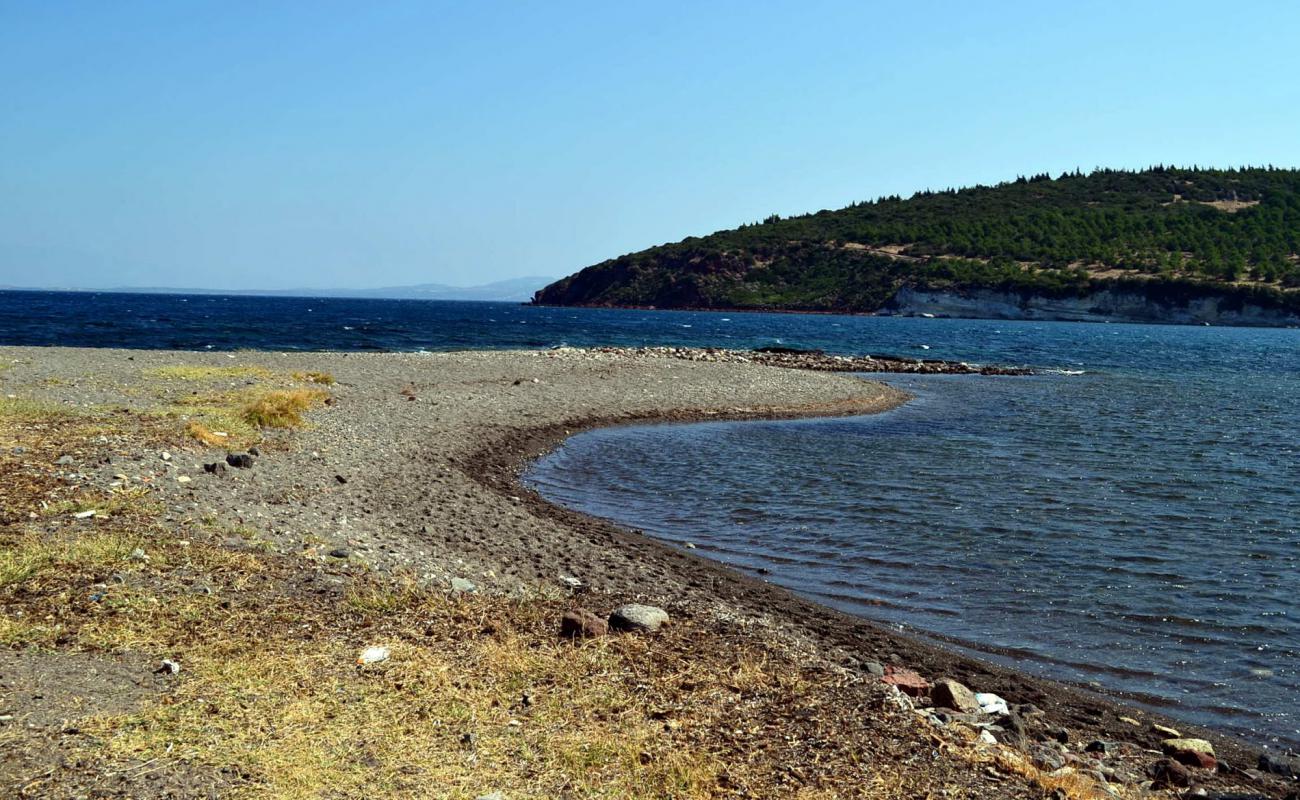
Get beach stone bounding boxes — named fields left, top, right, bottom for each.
left=55, top=455, right=74, bottom=465
left=225, top=453, right=254, bottom=469
left=863, top=660, right=885, bottom=677
left=1031, top=745, right=1067, bottom=772
left=1149, top=758, right=1192, bottom=789
left=328, top=548, right=350, bottom=559
left=1151, top=723, right=1181, bottom=738
left=1161, top=738, right=1216, bottom=769
left=931, top=678, right=980, bottom=713
left=1258, top=751, right=1300, bottom=777
left=450, top=577, right=477, bottom=594
left=559, top=608, right=607, bottom=639
left=1085, top=740, right=1115, bottom=756
left=608, top=604, right=668, bottom=633
left=880, top=666, right=930, bottom=697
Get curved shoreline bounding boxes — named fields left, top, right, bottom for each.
left=2, top=344, right=1290, bottom=797
left=462, top=393, right=1276, bottom=777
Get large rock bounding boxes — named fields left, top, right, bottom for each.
left=560, top=609, right=608, bottom=639
left=880, top=666, right=930, bottom=697
left=1259, top=751, right=1300, bottom=777
left=931, top=678, right=980, bottom=713
left=1161, top=737, right=1216, bottom=769
left=608, top=604, right=669, bottom=633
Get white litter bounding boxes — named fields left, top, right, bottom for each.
left=975, top=692, right=1009, bottom=716
left=72, top=510, right=98, bottom=519
left=357, top=645, right=390, bottom=665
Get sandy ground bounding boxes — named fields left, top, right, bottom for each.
left=0, top=345, right=1292, bottom=799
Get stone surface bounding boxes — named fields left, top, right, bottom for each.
left=1258, top=751, right=1300, bottom=777
left=608, top=603, right=669, bottom=633
left=931, top=678, right=980, bottom=713
left=450, top=577, right=477, bottom=594
left=1148, top=758, right=1192, bottom=789
left=880, top=666, right=930, bottom=697
left=1161, top=737, right=1216, bottom=770
left=559, top=608, right=608, bottom=639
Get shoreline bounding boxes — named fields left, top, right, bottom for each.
left=1, top=344, right=1292, bottom=798
left=466, top=401, right=1276, bottom=765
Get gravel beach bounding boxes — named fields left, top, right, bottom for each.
left=1, top=344, right=1293, bottom=799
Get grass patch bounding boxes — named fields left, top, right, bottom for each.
left=185, top=420, right=231, bottom=446
left=292, top=371, right=335, bottom=385
left=241, top=389, right=328, bottom=429
left=0, top=531, right=145, bottom=590
left=146, top=365, right=275, bottom=382
left=0, top=396, right=76, bottom=422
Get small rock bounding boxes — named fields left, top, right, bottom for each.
left=328, top=548, right=350, bottom=559
left=1161, top=738, right=1216, bottom=770
left=155, top=659, right=181, bottom=675
left=203, top=462, right=226, bottom=475
left=451, top=577, right=477, bottom=594
left=608, top=603, right=669, bottom=633
left=248, top=447, right=260, bottom=456
left=226, top=453, right=254, bottom=469
left=1031, top=745, right=1067, bottom=771
left=880, top=666, right=930, bottom=697
left=126, top=548, right=149, bottom=562
left=160, top=451, right=172, bottom=461
left=11, top=446, right=25, bottom=454
left=1119, top=716, right=1140, bottom=726
left=1151, top=723, right=1182, bottom=738
left=176, top=475, right=192, bottom=484
left=863, top=661, right=885, bottom=678
left=560, top=609, right=608, bottom=639
left=55, top=455, right=75, bottom=465
left=72, top=509, right=98, bottom=519
left=1148, top=758, right=1192, bottom=789
left=335, top=475, right=347, bottom=484
left=1258, top=751, right=1300, bottom=777
left=1085, top=740, right=1114, bottom=755
left=558, top=574, right=583, bottom=590
left=931, top=678, right=980, bottom=713
left=357, top=645, right=390, bottom=665
left=978, top=729, right=998, bottom=745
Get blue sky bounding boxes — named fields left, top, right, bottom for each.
left=2, top=1, right=1298, bottom=290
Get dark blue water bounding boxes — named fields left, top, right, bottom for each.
left=4, top=290, right=1298, bottom=745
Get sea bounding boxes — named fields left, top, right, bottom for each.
left=3, top=289, right=1297, bottom=746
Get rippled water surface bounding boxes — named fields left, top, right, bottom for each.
left=4, top=291, right=1298, bottom=745
left=529, top=328, right=1300, bottom=746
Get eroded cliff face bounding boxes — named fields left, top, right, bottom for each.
left=886, top=287, right=1300, bottom=326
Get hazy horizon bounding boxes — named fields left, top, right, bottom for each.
left=3, top=2, right=1299, bottom=291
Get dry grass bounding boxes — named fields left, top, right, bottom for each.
left=0, top=368, right=1044, bottom=800
left=292, top=370, right=335, bottom=385
left=184, top=419, right=231, bottom=446
left=241, top=389, right=329, bottom=429
left=146, top=365, right=275, bottom=382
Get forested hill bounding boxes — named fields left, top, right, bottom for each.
left=533, top=167, right=1300, bottom=324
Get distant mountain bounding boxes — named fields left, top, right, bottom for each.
left=534, top=166, right=1300, bottom=326
left=8, top=276, right=555, bottom=303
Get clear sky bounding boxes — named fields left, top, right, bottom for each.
left=2, top=1, right=1298, bottom=291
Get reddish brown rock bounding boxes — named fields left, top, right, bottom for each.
left=1148, top=757, right=1192, bottom=789
left=881, top=666, right=930, bottom=697
left=1161, top=738, right=1217, bottom=770
left=560, top=608, right=608, bottom=639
